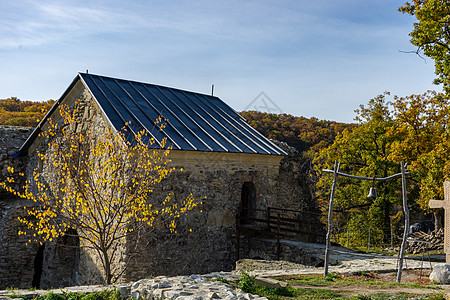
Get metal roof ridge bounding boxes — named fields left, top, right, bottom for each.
left=79, top=72, right=217, bottom=99
left=16, top=72, right=288, bottom=157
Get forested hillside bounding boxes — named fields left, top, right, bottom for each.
left=0, top=98, right=353, bottom=156
left=241, top=111, right=355, bottom=154
left=0, top=97, right=54, bottom=127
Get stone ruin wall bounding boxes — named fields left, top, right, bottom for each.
left=0, top=126, right=37, bottom=289
left=0, top=87, right=109, bottom=289
left=0, top=124, right=104, bottom=289
left=0, top=87, right=324, bottom=288
left=121, top=128, right=323, bottom=283
left=26, top=86, right=110, bottom=288
left=122, top=153, right=282, bottom=282
left=271, top=140, right=324, bottom=242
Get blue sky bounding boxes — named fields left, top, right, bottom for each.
left=0, top=0, right=440, bottom=123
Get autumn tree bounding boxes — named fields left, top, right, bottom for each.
left=241, top=111, right=354, bottom=154
left=315, top=93, right=404, bottom=245
left=0, top=97, right=54, bottom=127
left=389, top=91, right=450, bottom=228
left=399, top=1, right=450, bottom=93
left=1, top=102, right=199, bottom=284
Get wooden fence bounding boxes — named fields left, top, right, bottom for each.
left=236, top=206, right=325, bottom=260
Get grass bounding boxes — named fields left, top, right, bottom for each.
left=349, top=294, right=446, bottom=300
left=349, top=294, right=445, bottom=300
left=349, top=247, right=393, bottom=256
left=274, top=273, right=441, bottom=290
left=212, top=276, right=230, bottom=284
left=238, top=271, right=299, bottom=299
left=235, top=271, right=444, bottom=300
left=236, top=271, right=345, bottom=299
left=5, top=271, right=444, bottom=300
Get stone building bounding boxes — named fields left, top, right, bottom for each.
left=0, top=73, right=322, bottom=289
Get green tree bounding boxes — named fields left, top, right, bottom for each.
left=399, top=1, right=450, bottom=93
left=315, top=93, right=402, bottom=244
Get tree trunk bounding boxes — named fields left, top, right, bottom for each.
left=383, top=198, right=391, bottom=244
left=103, top=248, right=112, bottom=285
left=434, top=210, right=444, bottom=231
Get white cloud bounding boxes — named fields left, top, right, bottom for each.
left=0, top=1, right=327, bottom=50
left=0, top=0, right=438, bottom=123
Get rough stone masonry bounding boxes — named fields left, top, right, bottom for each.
left=0, top=89, right=322, bottom=289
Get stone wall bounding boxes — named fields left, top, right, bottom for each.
left=271, top=141, right=324, bottom=243
left=274, top=141, right=317, bottom=212
left=238, top=236, right=323, bottom=266
left=0, top=126, right=33, bottom=196
left=25, top=83, right=110, bottom=288
left=0, top=126, right=40, bottom=289
left=122, top=152, right=281, bottom=282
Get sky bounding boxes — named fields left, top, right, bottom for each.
left=0, top=0, right=441, bottom=123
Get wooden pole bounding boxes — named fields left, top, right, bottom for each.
left=396, top=161, right=409, bottom=282
left=324, top=160, right=340, bottom=276
left=236, top=205, right=241, bottom=261
left=322, top=162, right=409, bottom=278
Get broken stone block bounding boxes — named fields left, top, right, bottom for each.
left=430, top=263, right=450, bottom=284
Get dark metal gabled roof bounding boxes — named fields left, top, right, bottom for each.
left=18, top=73, right=286, bottom=156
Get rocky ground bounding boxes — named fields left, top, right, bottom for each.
left=233, top=239, right=443, bottom=278
left=0, top=240, right=447, bottom=299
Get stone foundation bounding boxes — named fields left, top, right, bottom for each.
left=238, top=234, right=323, bottom=267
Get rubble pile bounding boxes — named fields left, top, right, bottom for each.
left=405, top=228, right=444, bottom=254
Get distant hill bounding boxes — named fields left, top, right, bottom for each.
left=240, top=111, right=355, bottom=154
left=0, top=99, right=354, bottom=154
left=0, top=97, right=54, bottom=127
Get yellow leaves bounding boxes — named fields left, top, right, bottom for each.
left=1, top=103, right=204, bottom=274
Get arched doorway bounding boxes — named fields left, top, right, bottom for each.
left=240, top=181, right=256, bottom=225
left=32, top=244, right=45, bottom=288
